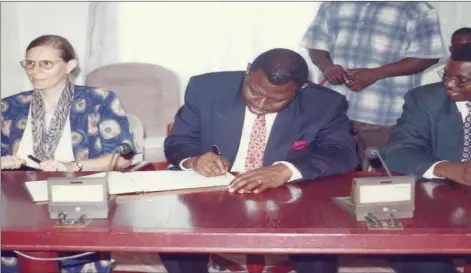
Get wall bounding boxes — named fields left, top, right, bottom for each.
left=1, top=2, right=470, bottom=97
left=422, top=1, right=471, bottom=84
left=0, top=2, right=90, bottom=98
left=115, top=2, right=319, bottom=106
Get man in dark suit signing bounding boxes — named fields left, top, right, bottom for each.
left=162, top=48, right=358, bottom=273
left=382, top=43, right=471, bottom=273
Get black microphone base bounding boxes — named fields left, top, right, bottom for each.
left=369, top=158, right=384, bottom=170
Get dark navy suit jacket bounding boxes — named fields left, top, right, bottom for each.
left=164, top=71, right=358, bottom=181
left=383, top=82, right=463, bottom=177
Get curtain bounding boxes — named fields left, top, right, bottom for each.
left=84, top=2, right=121, bottom=77
left=83, top=2, right=321, bottom=104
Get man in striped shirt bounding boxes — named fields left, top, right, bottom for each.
left=302, top=2, right=447, bottom=171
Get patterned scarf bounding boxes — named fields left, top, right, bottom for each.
left=31, top=82, right=75, bottom=161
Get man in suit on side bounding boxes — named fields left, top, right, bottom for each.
left=382, top=43, right=471, bottom=273
left=162, top=48, right=358, bottom=273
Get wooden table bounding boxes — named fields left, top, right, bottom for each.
left=2, top=164, right=471, bottom=272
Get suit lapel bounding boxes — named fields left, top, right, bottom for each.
left=436, top=99, right=463, bottom=161
left=212, top=91, right=246, bottom=163
left=263, top=98, right=300, bottom=165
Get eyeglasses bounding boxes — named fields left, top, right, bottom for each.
left=19, top=60, right=64, bottom=71
left=437, top=68, right=471, bottom=88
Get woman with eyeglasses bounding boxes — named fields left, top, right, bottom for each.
left=1, top=34, right=135, bottom=171
left=1, top=35, right=135, bottom=272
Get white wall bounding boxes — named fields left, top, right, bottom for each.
left=1, top=2, right=470, bottom=98
left=1, top=2, right=23, bottom=98
left=422, top=2, right=471, bottom=85
left=114, top=2, right=319, bottom=105
left=0, top=2, right=90, bottom=98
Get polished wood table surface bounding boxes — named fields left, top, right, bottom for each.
left=2, top=164, right=471, bottom=257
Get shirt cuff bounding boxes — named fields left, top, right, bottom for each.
left=422, top=160, right=447, bottom=179
left=179, top=157, right=193, bottom=170
left=273, top=161, right=303, bottom=182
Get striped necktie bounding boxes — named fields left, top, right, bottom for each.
left=462, top=102, right=471, bottom=162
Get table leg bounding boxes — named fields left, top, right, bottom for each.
left=17, top=251, right=59, bottom=273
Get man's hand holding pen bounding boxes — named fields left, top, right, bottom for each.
left=183, top=151, right=231, bottom=177
left=183, top=145, right=292, bottom=194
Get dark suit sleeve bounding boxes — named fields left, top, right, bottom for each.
left=164, top=77, right=202, bottom=166
left=286, top=96, right=358, bottom=180
left=382, top=91, right=440, bottom=177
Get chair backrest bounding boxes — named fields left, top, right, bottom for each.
left=86, top=63, right=180, bottom=140
left=127, top=113, right=144, bottom=164
left=127, top=114, right=144, bottom=152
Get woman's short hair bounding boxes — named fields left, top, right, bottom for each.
left=26, top=34, right=80, bottom=78
left=26, top=35, right=77, bottom=62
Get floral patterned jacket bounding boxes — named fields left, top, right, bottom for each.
left=1, top=85, right=135, bottom=158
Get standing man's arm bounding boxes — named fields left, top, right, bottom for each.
left=347, top=8, right=447, bottom=91
left=346, top=58, right=439, bottom=92
left=302, top=3, right=348, bottom=85
left=309, top=50, right=348, bottom=85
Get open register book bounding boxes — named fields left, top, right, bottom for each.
left=24, top=170, right=235, bottom=202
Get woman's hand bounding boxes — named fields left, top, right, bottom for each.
left=39, top=160, right=70, bottom=171
left=1, top=155, right=25, bottom=170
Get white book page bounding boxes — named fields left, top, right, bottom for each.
left=108, top=170, right=235, bottom=194
left=24, top=170, right=234, bottom=202
left=24, top=180, right=48, bottom=202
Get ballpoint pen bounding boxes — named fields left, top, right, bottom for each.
left=212, top=145, right=228, bottom=176
left=27, top=155, right=42, bottom=164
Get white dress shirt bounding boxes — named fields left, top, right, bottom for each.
left=180, top=106, right=303, bottom=182
left=422, top=101, right=468, bottom=179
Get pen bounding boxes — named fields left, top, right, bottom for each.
left=27, top=155, right=42, bottom=164
left=212, top=145, right=228, bottom=176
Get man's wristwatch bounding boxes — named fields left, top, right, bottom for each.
left=75, top=161, right=84, bottom=171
